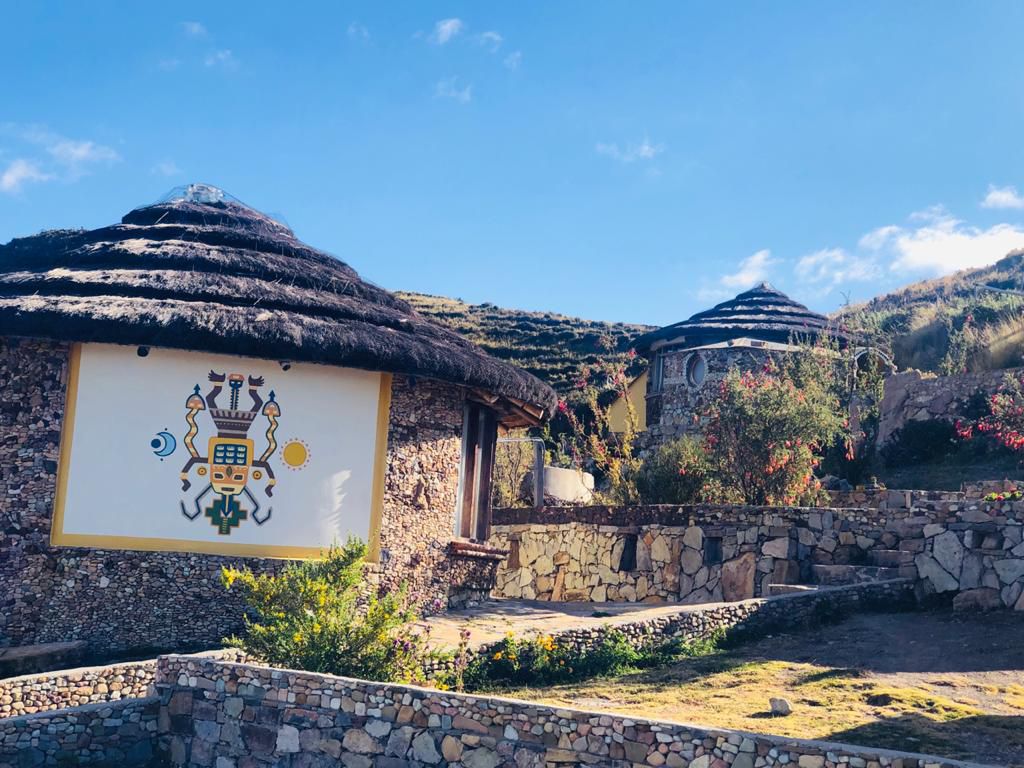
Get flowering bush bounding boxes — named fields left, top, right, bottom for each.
left=984, top=490, right=1022, bottom=502
left=557, top=342, right=643, bottom=504
left=958, top=370, right=1024, bottom=453
left=700, top=357, right=847, bottom=506
left=222, top=538, right=433, bottom=684
left=636, top=435, right=716, bottom=504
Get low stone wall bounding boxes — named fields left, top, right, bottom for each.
left=0, top=649, right=246, bottom=720
left=876, top=367, right=1013, bottom=446
left=492, top=502, right=1024, bottom=609
left=826, top=482, right=1023, bottom=511
left=152, top=653, right=980, bottom=768
left=0, top=697, right=159, bottom=766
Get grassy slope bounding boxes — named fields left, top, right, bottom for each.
left=397, top=291, right=653, bottom=396
left=841, top=249, right=1024, bottom=373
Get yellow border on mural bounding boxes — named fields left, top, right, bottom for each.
left=50, top=345, right=392, bottom=561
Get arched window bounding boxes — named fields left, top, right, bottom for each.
left=686, top=352, right=707, bottom=388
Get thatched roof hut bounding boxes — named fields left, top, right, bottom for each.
left=634, top=282, right=845, bottom=353
left=0, top=185, right=555, bottom=425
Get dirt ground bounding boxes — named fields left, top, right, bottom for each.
left=497, top=609, right=1024, bottom=767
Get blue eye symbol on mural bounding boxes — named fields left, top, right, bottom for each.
left=151, top=430, right=177, bottom=460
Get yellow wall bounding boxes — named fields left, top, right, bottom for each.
left=608, top=370, right=647, bottom=433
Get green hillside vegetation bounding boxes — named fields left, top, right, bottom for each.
left=397, top=292, right=652, bottom=396
left=839, top=250, right=1024, bottom=374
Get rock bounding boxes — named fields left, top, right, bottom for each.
left=441, top=735, right=463, bottom=762
left=952, top=588, right=1002, bottom=611
left=721, top=552, right=756, bottom=602
left=385, top=726, right=414, bottom=757
left=915, top=553, right=958, bottom=592
left=463, top=747, right=503, bottom=768
left=650, top=535, right=671, bottom=563
left=932, top=531, right=964, bottom=577
left=769, top=697, right=792, bottom=716
left=689, top=755, right=711, bottom=768
left=762, top=537, right=790, bottom=559
left=923, top=523, right=945, bottom=538
left=683, top=526, right=703, bottom=549
left=681, top=547, right=703, bottom=575
left=411, top=732, right=441, bottom=764
left=960, top=552, right=984, bottom=589
left=995, top=558, right=1024, bottom=584
left=276, top=725, right=300, bottom=753
left=342, top=729, right=381, bottom=755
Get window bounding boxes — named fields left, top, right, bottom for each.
left=686, top=352, right=707, bottom=388
left=705, top=536, right=723, bottom=565
left=651, top=353, right=665, bottom=393
left=456, top=402, right=498, bottom=541
left=618, top=533, right=638, bottom=571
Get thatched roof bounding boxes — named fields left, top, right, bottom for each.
left=0, top=185, right=556, bottom=425
left=634, top=282, right=845, bottom=353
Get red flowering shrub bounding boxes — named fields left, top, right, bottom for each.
left=959, top=370, right=1024, bottom=452
left=701, top=360, right=847, bottom=506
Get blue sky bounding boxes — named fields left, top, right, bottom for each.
left=3, top=3, right=1024, bottom=326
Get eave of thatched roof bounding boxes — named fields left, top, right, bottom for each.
left=0, top=187, right=556, bottom=425
left=634, top=282, right=847, bottom=354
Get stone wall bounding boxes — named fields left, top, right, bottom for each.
left=0, top=697, right=159, bottom=766
left=876, top=367, right=1016, bottom=446
left=492, top=501, right=1024, bottom=609
left=0, top=338, right=482, bottom=655
left=644, top=346, right=775, bottom=447
left=151, top=652, right=975, bottom=768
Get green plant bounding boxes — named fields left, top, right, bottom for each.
left=221, top=538, right=432, bottom=684
left=881, top=419, right=961, bottom=467
left=636, top=435, right=712, bottom=504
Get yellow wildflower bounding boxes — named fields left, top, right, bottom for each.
left=493, top=651, right=503, bottom=660
left=292, top=631, right=303, bottom=643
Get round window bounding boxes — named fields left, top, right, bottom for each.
left=686, top=353, right=707, bottom=387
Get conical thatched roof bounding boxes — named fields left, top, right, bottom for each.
left=634, top=282, right=844, bottom=353
left=0, top=184, right=556, bottom=424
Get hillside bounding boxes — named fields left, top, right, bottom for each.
left=840, top=250, right=1024, bottom=374
left=397, top=292, right=653, bottom=395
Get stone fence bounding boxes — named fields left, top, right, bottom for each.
left=0, top=697, right=159, bottom=766
left=0, top=649, right=245, bottom=720
left=876, top=367, right=1014, bottom=446
left=491, top=501, right=1024, bottom=609
left=151, top=653, right=985, bottom=768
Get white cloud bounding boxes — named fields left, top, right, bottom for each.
left=0, top=159, right=52, bottom=193
left=721, top=249, right=777, bottom=289
left=347, top=22, right=369, bottom=40
left=429, top=18, right=464, bottom=45
left=47, top=139, right=119, bottom=169
left=434, top=77, right=472, bottom=103
left=595, top=138, right=665, bottom=164
left=796, top=247, right=880, bottom=287
left=474, top=31, right=503, bottom=52
left=204, top=49, right=236, bottom=68
left=181, top=21, right=207, bottom=38
left=151, top=160, right=182, bottom=177
left=981, top=184, right=1024, bottom=210
left=504, top=51, right=522, bottom=70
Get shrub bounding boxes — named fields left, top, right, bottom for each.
left=961, top=370, right=1024, bottom=453
left=701, top=358, right=846, bottom=506
left=881, top=419, right=960, bottom=467
left=636, top=436, right=712, bottom=504
left=222, top=538, right=432, bottom=684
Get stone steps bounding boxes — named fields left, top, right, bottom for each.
left=767, top=583, right=819, bottom=596
left=811, top=564, right=900, bottom=586
left=867, top=549, right=906, bottom=568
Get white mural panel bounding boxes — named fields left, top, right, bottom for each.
left=53, top=343, right=388, bottom=557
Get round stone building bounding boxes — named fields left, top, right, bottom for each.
left=0, top=185, right=556, bottom=654
left=634, top=282, right=841, bottom=447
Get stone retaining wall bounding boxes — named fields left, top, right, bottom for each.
left=492, top=502, right=1024, bottom=609
left=0, top=697, right=159, bottom=766
left=876, top=368, right=1013, bottom=446
left=152, top=653, right=981, bottom=768
left=0, top=649, right=246, bottom=720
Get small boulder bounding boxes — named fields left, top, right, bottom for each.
left=769, top=697, right=792, bottom=716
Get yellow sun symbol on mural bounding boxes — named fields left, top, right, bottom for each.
left=281, top=439, right=310, bottom=471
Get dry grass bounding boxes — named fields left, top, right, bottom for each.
left=495, top=611, right=1024, bottom=766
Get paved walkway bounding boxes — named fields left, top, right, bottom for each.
left=421, top=597, right=740, bottom=650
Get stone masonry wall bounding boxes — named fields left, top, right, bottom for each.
left=492, top=501, right=1024, bottom=609
left=0, top=338, right=479, bottom=655
left=644, top=345, right=776, bottom=448
left=876, top=367, right=1016, bottom=446
left=152, top=650, right=974, bottom=768
left=0, top=697, right=159, bottom=767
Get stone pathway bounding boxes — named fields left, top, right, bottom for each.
left=421, top=597, right=747, bottom=649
